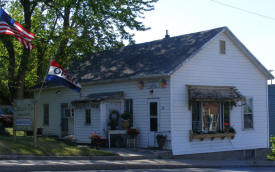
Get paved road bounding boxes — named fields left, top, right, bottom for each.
left=33, top=167, right=275, bottom=172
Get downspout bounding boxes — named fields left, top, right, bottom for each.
left=169, top=75, right=174, bottom=155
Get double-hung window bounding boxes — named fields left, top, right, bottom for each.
left=243, top=97, right=253, bottom=129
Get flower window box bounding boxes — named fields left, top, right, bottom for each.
left=189, top=130, right=235, bottom=142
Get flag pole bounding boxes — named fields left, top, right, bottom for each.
left=33, top=57, right=53, bottom=147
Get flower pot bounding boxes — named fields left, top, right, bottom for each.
left=157, top=138, right=166, bottom=149
left=122, top=120, right=130, bottom=129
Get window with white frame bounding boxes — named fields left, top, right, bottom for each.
left=192, top=101, right=230, bottom=132
left=243, top=97, right=253, bottom=129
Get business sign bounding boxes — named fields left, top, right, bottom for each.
left=13, top=99, right=34, bottom=131
left=145, top=80, right=160, bottom=89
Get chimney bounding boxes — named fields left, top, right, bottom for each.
left=165, top=30, right=170, bottom=39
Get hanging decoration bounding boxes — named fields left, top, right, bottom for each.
left=138, top=80, right=144, bottom=89
left=160, top=79, right=167, bottom=88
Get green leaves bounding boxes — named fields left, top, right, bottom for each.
left=0, top=0, right=158, bottom=103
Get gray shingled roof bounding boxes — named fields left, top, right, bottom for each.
left=69, top=27, right=225, bottom=83
left=35, top=27, right=225, bottom=89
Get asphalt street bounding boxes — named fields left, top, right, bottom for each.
left=32, top=167, right=275, bottom=172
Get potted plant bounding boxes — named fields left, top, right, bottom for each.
left=228, top=127, right=236, bottom=134
left=127, top=128, right=140, bottom=137
left=156, top=134, right=166, bottom=150
left=90, top=133, right=102, bottom=149
left=121, top=112, right=131, bottom=129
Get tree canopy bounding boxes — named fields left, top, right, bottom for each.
left=0, top=0, right=158, bottom=104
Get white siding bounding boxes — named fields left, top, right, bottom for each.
left=35, top=88, right=80, bottom=137
left=35, top=78, right=171, bottom=148
left=74, top=107, right=100, bottom=143
left=170, top=32, right=269, bottom=155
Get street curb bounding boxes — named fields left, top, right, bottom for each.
left=0, top=155, right=147, bottom=160
left=0, top=163, right=275, bottom=172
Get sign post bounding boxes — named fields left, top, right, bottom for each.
left=33, top=100, right=38, bottom=147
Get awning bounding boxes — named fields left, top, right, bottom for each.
left=187, top=85, right=244, bottom=108
left=71, top=91, right=124, bottom=105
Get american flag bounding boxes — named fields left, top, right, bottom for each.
left=0, top=8, right=34, bottom=50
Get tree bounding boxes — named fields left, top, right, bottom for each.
left=0, top=0, right=158, bottom=103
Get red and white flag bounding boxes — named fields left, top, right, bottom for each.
left=0, top=8, right=34, bottom=50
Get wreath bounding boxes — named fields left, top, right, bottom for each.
left=109, top=110, right=120, bottom=121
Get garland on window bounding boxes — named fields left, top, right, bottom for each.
left=109, top=110, right=120, bottom=121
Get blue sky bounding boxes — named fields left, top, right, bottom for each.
left=134, top=0, right=275, bottom=74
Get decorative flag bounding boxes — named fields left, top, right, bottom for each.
left=46, top=59, right=81, bottom=93
left=0, top=8, right=34, bottom=50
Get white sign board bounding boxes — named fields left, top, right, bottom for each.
left=13, top=99, right=34, bottom=131
left=145, top=80, right=160, bottom=89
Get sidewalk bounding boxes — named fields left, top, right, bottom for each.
left=0, top=148, right=172, bottom=160
left=0, top=159, right=275, bottom=171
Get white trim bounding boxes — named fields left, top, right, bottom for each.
left=242, top=96, right=254, bottom=130
left=266, top=82, right=270, bottom=148
left=147, top=98, right=160, bottom=147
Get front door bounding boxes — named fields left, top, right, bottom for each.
left=148, top=99, right=159, bottom=147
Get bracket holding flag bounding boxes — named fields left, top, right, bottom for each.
left=0, top=7, right=34, bottom=50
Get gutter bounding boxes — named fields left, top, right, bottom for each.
left=32, top=74, right=170, bottom=92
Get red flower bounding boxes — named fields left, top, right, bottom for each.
left=224, top=123, right=229, bottom=126
left=127, top=128, right=140, bottom=136
left=90, top=133, right=101, bottom=140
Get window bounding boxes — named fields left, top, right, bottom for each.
left=223, top=102, right=230, bottom=130
left=244, top=97, right=253, bottom=129
left=61, top=103, right=68, bottom=118
left=192, top=102, right=201, bottom=132
left=202, top=102, right=219, bottom=131
left=125, top=99, right=133, bottom=127
left=150, top=102, right=158, bottom=131
left=43, top=104, right=49, bottom=125
left=220, top=40, right=226, bottom=54
left=71, top=108, right=74, bottom=117
left=192, top=101, right=230, bottom=132
left=85, top=109, right=91, bottom=125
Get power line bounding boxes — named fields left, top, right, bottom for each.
left=210, top=0, right=275, bottom=21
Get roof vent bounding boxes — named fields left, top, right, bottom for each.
left=165, top=30, right=170, bottom=39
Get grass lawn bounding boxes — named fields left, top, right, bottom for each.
left=0, top=135, right=116, bottom=156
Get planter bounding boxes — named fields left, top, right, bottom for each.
left=156, top=134, right=166, bottom=150
left=189, top=130, right=235, bottom=142
left=122, top=120, right=130, bottom=129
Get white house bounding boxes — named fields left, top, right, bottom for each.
left=34, top=27, right=273, bottom=156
